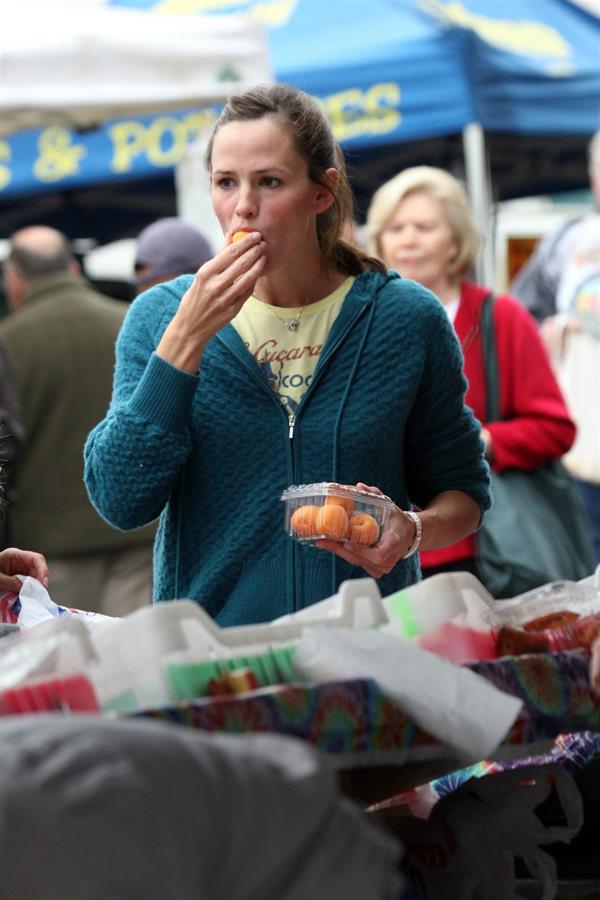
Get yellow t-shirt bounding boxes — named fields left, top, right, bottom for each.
left=232, top=277, right=354, bottom=417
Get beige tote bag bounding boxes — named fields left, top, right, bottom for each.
left=554, top=329, right=600, bottom=484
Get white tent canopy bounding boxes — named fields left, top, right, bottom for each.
left=0, top=6, right=271, bottom=137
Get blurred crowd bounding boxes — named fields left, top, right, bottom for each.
left=0, top=81, right=599, bottom=900
left=0, top=106, right=598, bottom=621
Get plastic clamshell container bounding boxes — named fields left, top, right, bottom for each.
left=281, top=482, right=396, bottom=546
left=487, top=579, right=600, bottom=630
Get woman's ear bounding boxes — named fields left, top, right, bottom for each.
left=313, top=168, right=339, bottom=213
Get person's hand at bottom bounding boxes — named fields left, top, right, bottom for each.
left=0, top=547, right=49, bottom=593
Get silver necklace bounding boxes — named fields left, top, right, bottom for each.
left=255, top=294, right=311, bottom=332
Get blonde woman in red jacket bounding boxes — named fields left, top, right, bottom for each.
left=366, top=166, right=576, bottom=582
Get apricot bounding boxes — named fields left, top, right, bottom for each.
left=232, top=229, right=252, bottom=242
left=315, top=504, right=349, bottom=540
left=324, top=493, right=355, bottom=515
left=290, top=504, right=320, bottom=538
left=348, top=513, right=380, bottom=545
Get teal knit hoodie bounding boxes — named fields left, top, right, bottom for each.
left=84, top=269, right=491, bottom=625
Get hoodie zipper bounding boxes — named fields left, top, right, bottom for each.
left=216, top=295, right=370, bottom=610
left=216, top=332, right=295, bottom=460
left=293, top=302, right=369, bottom=407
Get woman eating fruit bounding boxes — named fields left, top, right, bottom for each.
left=84, top=84, right=490, bottom=625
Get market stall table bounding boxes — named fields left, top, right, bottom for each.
left=128, top=648, right=600, bottom=803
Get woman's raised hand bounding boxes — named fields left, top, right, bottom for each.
left=157, top=230, right=266, bottom=372
left=316, top=482, right=416, bottom=579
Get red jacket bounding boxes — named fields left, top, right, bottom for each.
left=420, top=281, right=576, bottom=569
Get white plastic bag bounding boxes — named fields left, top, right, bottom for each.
left=14, top=577, right=117, bottom=629
left=293, top=627, right=522, bottom=762
left=554, top=330, right=600, bottom=484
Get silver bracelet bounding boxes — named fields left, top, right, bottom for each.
left=401, top=510, right=423, bottom=559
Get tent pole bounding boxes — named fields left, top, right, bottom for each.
left=462, top=121, right=495, bottom=287
left=175, top=131, right=224, bottom=253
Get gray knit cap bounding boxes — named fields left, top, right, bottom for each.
left=134, top=217, right=213, bottom=284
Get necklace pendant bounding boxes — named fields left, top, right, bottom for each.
left=287, top=319, right=299, bottom=332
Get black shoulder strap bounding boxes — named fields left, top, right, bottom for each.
left=480, top=292, right=501, bottom=424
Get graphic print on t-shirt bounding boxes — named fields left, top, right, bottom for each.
left=232, top=278, right=354, bottom=417
left=570, top=272, right=600, bottom=339
left=256, top=345, right=321, bottom=414
left=557, top=217, right=600, bottom=339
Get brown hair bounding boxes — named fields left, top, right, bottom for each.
left=206, top=83, right=384, bottom=276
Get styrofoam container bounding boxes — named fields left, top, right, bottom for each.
left=90, top=600, right=214, bottom=709
left=0, top=617, right=96, bottom=691
left=271, top=577, right=387, bottom=629
left=281, top=482, right=395, bottom=546
left=488, top=578, right=600, bottom=629
left=381, top=571, right=495, bottom=639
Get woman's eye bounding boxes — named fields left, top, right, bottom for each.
left=261, top=176, right=281, bottom=188
left=216, top=177, right=235, bottom=189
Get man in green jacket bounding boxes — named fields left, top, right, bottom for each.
left=0, top=226, right=155, bottom=616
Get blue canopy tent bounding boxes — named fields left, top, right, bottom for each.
left=252, top=0, right=475, bottom=146
left=441, top=0, right=600, bottom=134
left=1, top=0, right=599, bottom=245
left=0, top=1, right=473, bottom=200
left=105, top=0, right=600, bottom=142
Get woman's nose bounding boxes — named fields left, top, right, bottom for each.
left=235, top=185, right=258, bottom=219
left=400, top=225, right=418, bottom=244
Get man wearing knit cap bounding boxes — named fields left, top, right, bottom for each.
left=134, top=217, right=214, bottom=294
